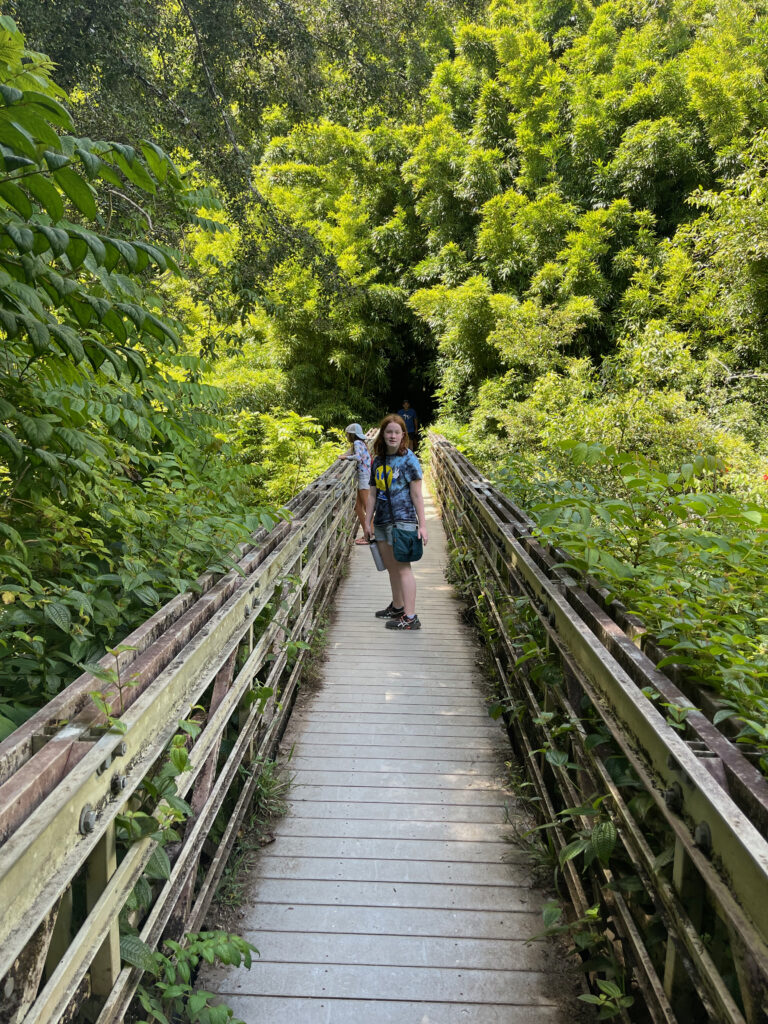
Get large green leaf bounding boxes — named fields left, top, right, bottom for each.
left=53, top=167, right=97, bottom=219
left=55, top=426, right=87, bottom=454
left=140, top=140, right=175, bottom=182
left=65, top=233, right=88, bottom=269
left=14, top=411, right=53, bottom=445
left=119, top=934, right=157, bottom=973
left=4, top=220, right=34, bottom=252
left=116, top=302, right=146, bottom=329
left=0, top=105, right=60, bottom=149
left=121, top=347, right=147, bottom=379
left=109, top=238, right=139, bottom=270
left=82, top=336, right=124, bottom=375
left=0, top=180, right=32, bottom=217
left=0, top=142, right=33, bottom=170
left=25, top=173, right=65, bottom=221
left=34, top=222, right=69, bottom=254
left=33, top=446, right=61, bottom=470
left=0, top=307, right=18, bottom=336
left=132, top=241, right=167, bottom=271
left=22, top=91, right=73, bottom=130
left=144, top=845, right=171, bottom=880
left=95, top=160, right=122, bottom=188
left=143, top=312, right=179, bottom=346
left=19, top=314, right=51, bottom=352
left=0, top=424, right=22, bottom=459
left=65, top=294, right=94, bottom=327
left=102, top=307, right=128, bottom=343
left=75, top=146, right=102, bottom=179
left=6, top=278, right=48, bottom=315
left=45, top=270, right=79, bottom=299
left=42, top=149, right=70, bottom=170
left=49, top=322, right=86, bottom=362
left=0, top=85, right=23, bottom=105
left=84, top=295, right=110, bottom=321
left=44, top=598, right=71, bottom=630
left=0, top=117, right=37, bottom=159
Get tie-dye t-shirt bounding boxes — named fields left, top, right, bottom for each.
left=370, top=450, right=423, bottom=525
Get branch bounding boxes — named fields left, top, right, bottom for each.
left=177, top=0, right=252, bottom=188
left=106, top=189, right=153, bottom=231
left=118, top=51, right=205, bottom=144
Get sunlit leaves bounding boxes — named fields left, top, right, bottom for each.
left=0, top=18, right=276, bottom=722
left=512, top=442, right=768, bottom=751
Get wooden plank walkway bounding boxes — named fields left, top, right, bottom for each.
left=205, top=488, right=576, bottom=1022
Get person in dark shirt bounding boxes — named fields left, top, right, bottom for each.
left=397, top=399, right=418, bottom=450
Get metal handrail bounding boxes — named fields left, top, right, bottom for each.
left=0, top=455, right=358, bottom=1024
left=430, top=434, right=768, bottom=1024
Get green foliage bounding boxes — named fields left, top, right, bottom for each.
left=116, top=719, right=197, bottom=852
left=121, top=930, right=256, bottom=1024
left=7, top=0, right=768, bottom=777
left=496, top=441, right=768, bottom=767
left=232, top=0, right=768, bottom=507
left=410, top=275, right=500, bottom=417
left=225, top=409, right=343, bottom=505
left=0, top=19, right=276, bottom=724
left=215, top=758, right=292, bottom=908
left=12, top=0, right=481, bottom=166
left=579, top=978, right=635, bottom=1019
left=539, top=901, right=634, bottom=1015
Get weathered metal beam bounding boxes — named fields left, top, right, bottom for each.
left=1, top=901, right=60, bottom=1024
left=0, top=740, right=91, bottom=845
left=84, top=826, right=121, bottom=997
left=168, top=649, right=239, bottom=936
left=0, top=494, right=338, bottom=970
left=434, top=439, right=768, bottom=945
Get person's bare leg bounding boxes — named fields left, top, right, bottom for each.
left=354, top=490, right=368, bottom=541
left=379, top=542, right=404, bottom=608
left=396, top=562, right=416, bottom=617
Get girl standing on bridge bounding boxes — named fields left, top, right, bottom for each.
left=338, top=423, right=372, bottom=544
left=365, top=414, right=428, bottom=630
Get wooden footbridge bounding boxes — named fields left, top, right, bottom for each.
left=203, top=488, right=571, bottom=1022
left=2, top=437, right=768, bottom=1024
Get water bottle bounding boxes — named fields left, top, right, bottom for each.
left=369, top=537, right=386, bottom=571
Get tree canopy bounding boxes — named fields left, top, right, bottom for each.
left=4, top=0, right=768, bottom=752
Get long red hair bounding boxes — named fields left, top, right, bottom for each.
left=374, top=414, right=409, bottom=458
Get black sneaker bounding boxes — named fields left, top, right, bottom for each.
left=375, top=602, right=404, bottom=619
left=386, top=614, right=421, bottom=630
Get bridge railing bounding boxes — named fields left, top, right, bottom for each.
left=0, top=456, right=358, bottom=1024
left=430, top=434, right=768, bottom=1024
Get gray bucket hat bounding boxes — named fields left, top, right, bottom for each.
left=345, top=423, right=366, bottom=441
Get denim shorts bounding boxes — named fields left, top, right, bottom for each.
left=373, top=521, right=418, bottom=545
left=356, top=468, right=370, bottom=490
